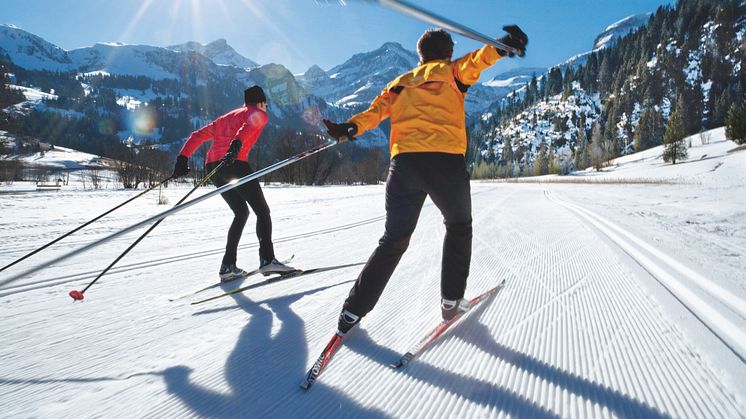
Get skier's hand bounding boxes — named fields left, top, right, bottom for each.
left=172, top=155, right=190, bottom=178
left=497, top=25, right=528, bottom=57
left=323, top=119, right=357, bottom=143
left=222, top=139, right=242, bottom=164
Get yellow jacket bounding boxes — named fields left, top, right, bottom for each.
left=349, top=45, right=503, bottom=158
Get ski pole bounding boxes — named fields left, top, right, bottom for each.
left=0, top=175, right=173, bottom=274
left=370, top=0, right=521, bottom=56
left=68, top=161, right=227, bottom=301
left=0, top=140, right=338, bottom=290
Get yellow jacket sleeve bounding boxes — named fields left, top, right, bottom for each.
left=453, top=45, right=503, bottom=85
left=348, top=89, right=393, bottom=136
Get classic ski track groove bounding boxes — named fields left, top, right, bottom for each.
left=545, top=189, right=746, bottom=362
left=1, top=185, right=744, bottom=417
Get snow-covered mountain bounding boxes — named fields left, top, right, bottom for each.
left=302, top=42, right=419, bottom=108
left=483, top=67, right=546, bottom=89
left=467, top=67, right=546, bottom=115
left=593, top=14, right=650, bottom=50
left=0, top=24, right=74, bottom=71
left=68, top=43, right=208, bottom=80
left=168, top=39, right=258, bottom=69
left=0, top=24, right=224, bottom=81
left=298, top=43, right=535, bottom=117
left=560, top=13, right=650, bottom=70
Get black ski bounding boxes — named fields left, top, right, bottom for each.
left=391, top=279, right=507, bottom=369
left=168, top=256, right=295, bottom=302
left=190, top=262, right=364, bottom=305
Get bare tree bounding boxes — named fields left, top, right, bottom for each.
left=87, top=167, right=102, bottom=190
left=590, top=122, right=606, bottom=171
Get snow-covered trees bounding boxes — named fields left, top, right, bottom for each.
left=0, top=58, right=25, bottom=109
left=472, top=0, right=745, bottom=177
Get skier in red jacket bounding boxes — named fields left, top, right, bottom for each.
left=172, top=85, right=295, bottom=280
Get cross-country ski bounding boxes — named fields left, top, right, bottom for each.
left=390, top=279, right=507, bottom=369
left=2, top=0, right=746, bottom=417
left=168, top=256, right=295, bottom=302
left=190, top=262, right=365, bottom=305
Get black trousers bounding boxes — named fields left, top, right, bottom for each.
left=343, top=152, right=473, bottom=318
left=206, top=161, right=275, bottom=265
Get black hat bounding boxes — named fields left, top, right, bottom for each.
left=417, top=28, right=454, bottom=64
left=244, top=85, right=266, bottom=105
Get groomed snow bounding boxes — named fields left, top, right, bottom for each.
left=0, top=128, right=744, bottom=417
left=5, top=145, right=108, bottom=170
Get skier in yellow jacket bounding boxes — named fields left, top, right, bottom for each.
left=323, top=26, right=528, bottom=333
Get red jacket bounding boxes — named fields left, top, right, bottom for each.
left=179, top=105, right=268, bottom=164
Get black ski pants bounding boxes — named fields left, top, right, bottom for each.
left=343, top=152, right=472, bottom=318
left=206, top=160, right=275, bottom=266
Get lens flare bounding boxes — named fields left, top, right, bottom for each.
left=130, top=108, right=157, bottom=135
left=97, top=119, right=117, bottom=136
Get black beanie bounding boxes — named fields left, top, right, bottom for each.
left=244, top=85, right=266, bottom=105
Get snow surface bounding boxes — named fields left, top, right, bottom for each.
left=1, top=128, right=745, bottom=417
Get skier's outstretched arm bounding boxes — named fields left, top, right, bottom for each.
left=346, top=89, right=394, bottom=137
left=173, top=123, right=215, bottom=178
left=179, top=123, right=215, bottom=158
left=453, top=25, right=528, bottom=85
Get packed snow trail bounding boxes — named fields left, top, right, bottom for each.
left=0, top=183, right=744, bottom=417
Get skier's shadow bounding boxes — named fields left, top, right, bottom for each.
left=343, top=298, right=669, bottom=419
left=161, top=280, right=387, bottom=418
left=343, top=329, right=561, bottom=418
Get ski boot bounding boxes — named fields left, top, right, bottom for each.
left=219, top=263, right=248, bottom=282
left=259, top=258, right=298, bottom=276
left=337, top=309, right=360, bottom=334
left=441, top=298, right=470, bottom=321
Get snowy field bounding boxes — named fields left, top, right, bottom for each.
left=1, top=129, right=745, bottom=418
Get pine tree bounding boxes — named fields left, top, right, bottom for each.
left=534, top=141, right=549, bottom=176
left=634, top=104, right=664, bottom=151
left=680, top=85, right=704, bottom=135
left=663, top=103, right=688, bottom=164
left=726, top=103, right=746, bottom=145
left=501, top=136, right=514, bottom=165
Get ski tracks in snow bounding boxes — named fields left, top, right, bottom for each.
left=1, top=184, right=745, bottom=418
left=545, top=189, right=746, bottom=362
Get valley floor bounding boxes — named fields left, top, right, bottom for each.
left=1, top=176, right=744, bottom=418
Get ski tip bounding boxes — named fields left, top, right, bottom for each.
left=390, top=352, right=413, bottom=370
left=300, top=380, right=311, bottom=390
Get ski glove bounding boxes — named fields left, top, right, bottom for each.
left=172, top=155, right=190, bottom=178
left=222, top=139, right=242, bottom=164
left=497, top=25, right=528, bottom=57
left=323, top=119, right=358, bottom=142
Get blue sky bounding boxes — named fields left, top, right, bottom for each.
left=1, top=0, right=675, bottom=79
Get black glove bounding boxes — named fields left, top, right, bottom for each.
left=497, top=25, right=528, bottom=57
left=323, top=119, right=358, bottom=142
left=222, top=139, right=242, bottom=164
left=172, top=155, right=190, bottom=178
